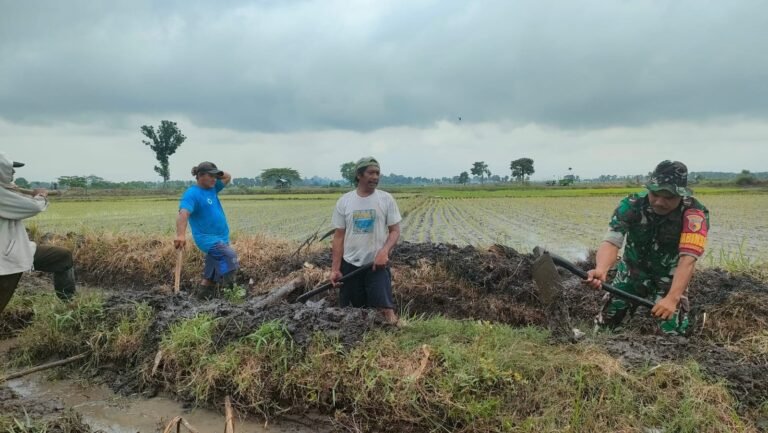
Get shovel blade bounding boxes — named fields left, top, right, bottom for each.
left=532, top=248, right=563, bottom=306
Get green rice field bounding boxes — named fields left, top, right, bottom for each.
left=29, top=190, right=768, bottom=263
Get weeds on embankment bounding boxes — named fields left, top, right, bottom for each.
left=3, top=233, right=767, bottom=431
left=2, top=291, right=759, bottom=433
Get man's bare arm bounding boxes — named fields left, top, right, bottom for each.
left=330, top=228, right=346, bottom=284
left=373, top=223, right=401, bottom=270
left=175, top=209, right=190, bottom=249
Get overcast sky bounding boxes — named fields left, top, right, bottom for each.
left=2, top=0, right=767, bottom=182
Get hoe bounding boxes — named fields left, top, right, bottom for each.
left=532, top=247, right=654, bottom=309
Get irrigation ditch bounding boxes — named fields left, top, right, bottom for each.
left=1, top=234, right=767, bottom=432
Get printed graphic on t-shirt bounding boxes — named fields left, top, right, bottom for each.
left=352, top=209, right=376, bottom=234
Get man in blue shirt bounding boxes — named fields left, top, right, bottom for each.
left=175, top=161, right=238, bottom=299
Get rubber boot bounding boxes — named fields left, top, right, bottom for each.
left=194, top=284, right=217, bottom=301
left=220, top=271, right=236, bottom=290
left=53, top=267, right=76, bottom=301
left=0, top=273, right=23, bottom=315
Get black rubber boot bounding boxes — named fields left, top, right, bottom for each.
left=194, top=284, right=217, bottom=301
left=220, top=271, right=236, bottom=290
left=0, top=273, right=23, bottom=315
left=53, top=267, right=77, bottom=301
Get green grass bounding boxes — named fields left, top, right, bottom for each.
left=221, top=284, right=248, bottom=304
left=4, top=290, right=757, bottom=432
left=10, top=292, right=105, bottom=366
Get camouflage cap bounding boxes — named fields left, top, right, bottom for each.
left=646, top=160, right=691, bottom=197
left=355, top=156, right=380, bottom=171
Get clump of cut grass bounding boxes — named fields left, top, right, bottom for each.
left=98, top=302, right=154, bottom=361
left=0, top=410, right=92, bottom=433
left=699, top=291, right=768, bottom=362
left=200, top=320, right=297, bottom=417
left=155, top=313, right=219, bottom=400
left=11, top=292, right=105, bottom=366
left=156, top=317, right=299, bottom=416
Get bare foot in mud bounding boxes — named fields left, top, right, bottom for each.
left=379, top=308, right=399, bottom=325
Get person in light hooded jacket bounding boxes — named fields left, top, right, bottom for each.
left=0, top=152, right=76, bottom=315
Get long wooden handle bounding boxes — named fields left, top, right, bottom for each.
left=4, top=186, right=61, bottom=196
left=224, top=396, right=235, bottom=433
left=174, top=249, right=184, bottom=293
left=295, top=262, right=374, bottom=303
left=549, top=253, right=655, bottom=309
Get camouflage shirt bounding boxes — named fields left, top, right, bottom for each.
left=603, top=191, right=710, bottom=289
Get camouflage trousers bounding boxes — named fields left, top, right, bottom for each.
left=595, top=266, right=690, bottom=336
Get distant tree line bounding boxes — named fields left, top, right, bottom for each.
left=689, top=171, right=768, bottom=180
left=453, top=158, right=535, bottom=185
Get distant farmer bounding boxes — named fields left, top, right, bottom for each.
left=585, top=160, right=709, bottom=335
left=331, top=156, right=402, bottom=324
left=0, top=153, right=76, bottom=315
left=175, top=162, right=238, bottom=300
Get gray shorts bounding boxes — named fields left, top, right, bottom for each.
left=203, top=243, right=239, bottom=283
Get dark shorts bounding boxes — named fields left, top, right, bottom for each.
left=203, top=243, right=239, bottom=283
left=339, top=260, right=395, bottom=309
left=1, top=245, right=75, bottom=315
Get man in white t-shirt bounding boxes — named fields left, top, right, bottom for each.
left=330, top=156, right=402, bottom=324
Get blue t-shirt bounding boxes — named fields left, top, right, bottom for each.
left=179, top=180, right=229, bottom=253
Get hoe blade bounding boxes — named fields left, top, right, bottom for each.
left=532, top=247, right=563, bottom=306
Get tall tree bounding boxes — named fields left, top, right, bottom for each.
left=458, top=171, right=470, bottom=185
left=340, top=161, right=356, bottom=185
left=471, top=161, right=489, bottom=184
left=260, top=168, right=302, bottom=186
left=140, top=120, right=187, bottom=184
left=510, top=158, right=535, bottom=183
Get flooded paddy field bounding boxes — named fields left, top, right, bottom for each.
left=28, top=191, right=768, bottom=264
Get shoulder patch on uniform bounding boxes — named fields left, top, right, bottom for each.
left=683, top=209, right=706, bottom=233
left=679, top=209, right=708, bottom=257
left=686, top=214, right=704, bottom=232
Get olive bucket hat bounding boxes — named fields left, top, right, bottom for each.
left=646, top=160, right=692, bottom=197
left=355, top=156, right=380, bottom=171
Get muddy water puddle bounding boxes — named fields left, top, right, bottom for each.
left=6, top=373, right=328, bottom=433
left=1, top=339, right=327, bottom=433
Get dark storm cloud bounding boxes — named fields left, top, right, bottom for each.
left=1, top=0, right=767, bottom=132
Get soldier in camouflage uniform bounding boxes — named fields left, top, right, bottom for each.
left=585, top=161, right=709, bottom=335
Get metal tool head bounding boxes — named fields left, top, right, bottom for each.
left=532, top=247, right=563, bottom=306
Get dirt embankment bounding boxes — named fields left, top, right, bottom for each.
left=4, top=235, right=768, bottom=426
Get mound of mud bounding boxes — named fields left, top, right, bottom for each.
left=104, top=291, right=387, bottom=350
left=9, top=238, right=768, bottom=413
left=601, top=333, right=768, bottom=407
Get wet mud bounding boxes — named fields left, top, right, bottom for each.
left=2, top=240, right=767, bottom=428
left=99, top=242, right=768, bottom=412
